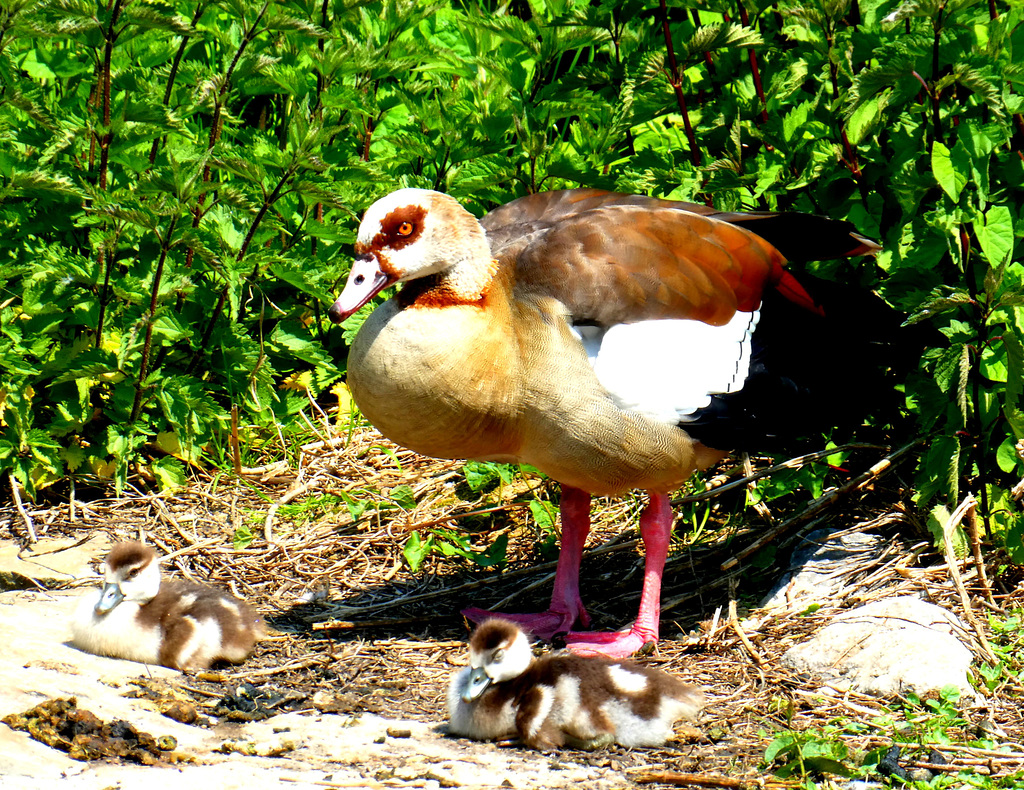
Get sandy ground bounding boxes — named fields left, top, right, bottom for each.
left=0, top=588, right=641, bottom=789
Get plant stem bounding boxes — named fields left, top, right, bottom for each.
left=97, top=0, right=124, bottom=191
left=185, top=286, right=228, bottom=375
left=361, top=115, right=375, bottom=161
left=149, top=4, right=207, bottom=165
left=738, top=2, right=769, bottom=125
left=92, top=0, right=125, bottom=348
left=130, top=217, right=178, bottom=422
left=189, top=0, right=271, bottom=242
left=691, top=9, right=719, bottom=98
left=658, top=0, right=699, bottom=166
left=95, top=248, right=111, bottom=346
left=930, top=13, right=945, bottom=147
left=184, top=0, right=271, bottom=350
left=241, top=166, right=296, bottom=269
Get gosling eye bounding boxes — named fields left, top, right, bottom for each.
left=397, top=221, right=414, bottom=236
left=126, top=568, right=140, bottom=580
left=492, top=649, right=505, bottom=662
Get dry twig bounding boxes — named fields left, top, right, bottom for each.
left=940, top=494, right=999, bottom=666
left=8, top=471, right=37, bottom=543
left=721, top=439, right=921, bottom=572
left=631, top=772, right=801, bottom=788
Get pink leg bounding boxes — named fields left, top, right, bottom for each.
left=462, top=486, right=592, bottom=639
left=562, top=491, right=673, bottom=658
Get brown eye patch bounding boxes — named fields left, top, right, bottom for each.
left=374, top=205, right=427, bottom=251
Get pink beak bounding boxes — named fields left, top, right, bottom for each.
left=328, top=254, right=396, bottom=323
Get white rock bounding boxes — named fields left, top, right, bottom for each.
left=761, top=528, right=888, bottom=612
left=782, top=595, right=976, bottom=698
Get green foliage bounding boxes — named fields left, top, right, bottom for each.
left=0, top=0, right=1022, bottom=565
left=403, top=527, right=508, bottom=572
left=979, top=607, right=1024, bottom=692
left=462, top=460, right=516, bottom=492
left=765, top=686, right=1005, bottom=785
left=765, top=726, right=853, bottom=779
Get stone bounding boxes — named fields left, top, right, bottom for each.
left=0, top=534, right=110, bottom=591
left=781, top=595, right=975, bottom=698
left=761, top=528, right=888, bottom=611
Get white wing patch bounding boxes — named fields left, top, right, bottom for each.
left=607, top=664, right=649, bottom=694
left=574, top=310, right=759, bottom=425
left=524, top=685, right=555, bottom=739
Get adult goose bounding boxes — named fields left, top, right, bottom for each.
left=328, top=188, right=898, bottom=658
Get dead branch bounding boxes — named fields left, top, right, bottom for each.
left=9, top=471, right=37, bottom=543
left=721, top=439, right=922, bottom=572
left=941, top=494, right=999, bottom=665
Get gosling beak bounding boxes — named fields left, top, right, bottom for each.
left=461, top=666, right=493, bottom=703
left=94, top=582, right=124, bottom=614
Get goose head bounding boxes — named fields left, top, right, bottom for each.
left=461, top=619, right=534, bottom=702
left=328, top=189, right=493, bottom=323
left=95, top=541, right=162, bottom=614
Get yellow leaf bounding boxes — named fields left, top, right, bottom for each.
left=280, top=371, right=313, bottom=392
left=332, top=381, right=356, bottom=422
left=156, top=431, right=184, bottom=458
left=90, top=459, right=116, bottom=478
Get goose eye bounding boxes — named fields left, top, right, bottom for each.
left=493, top=649, right=505, bottom=662
left=397, top=221, right=414, bottom=236
left=127, top=568, right=140, bottom=580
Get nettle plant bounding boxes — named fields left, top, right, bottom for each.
left=0, top=0, right=1022, bottom=559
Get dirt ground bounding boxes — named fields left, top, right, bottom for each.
left=2, top=432, right=1024, bottom=787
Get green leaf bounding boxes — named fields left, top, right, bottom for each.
left=802, top=757, right=851, bottom=777
left=529, top=499, right=557, bottom=532
left=1003, top=333, right=1024, bottom=405
left=931, top=142, right=967, bottom=201
left=339, top=491, right=369, bottom=522
left=904, top=289, right=974, bottom=325
left=388, top=484, right=416, bottom=510
left=403, top=531, right=434, bottom=572
left=976, top=205, right=1015, bottom=267
left=996, top=436, right=1021, bottom=474
left=847, top=95, right=884, bottom=146
left=1005, top=406, right=1024, bottom=440
left=463, top=460, right=514, bottom=491
left=149, top=455, right=185, bottom=491
left=234, top=524, right=255, bottom=550
left=765, top=732, right=797, bottom=763
left=1005, top=513, right=1024, bottom=564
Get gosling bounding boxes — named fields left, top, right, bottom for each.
left=71, top=541, right=264, bottom=670
left=448, top=618, right=703, bottom=751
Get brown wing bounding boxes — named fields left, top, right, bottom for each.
left=480, top=190, right=877, bottom=327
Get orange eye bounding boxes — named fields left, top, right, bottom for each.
left=397, top=221, right=414, bottom=236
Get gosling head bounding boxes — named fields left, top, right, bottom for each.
left=462, top=619, right=534, bottom=702
left=95, top=541, right=161, bottom=614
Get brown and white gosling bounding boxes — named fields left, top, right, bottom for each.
left=447, top=619, right=704, bottom=751
left=71, top=541, right=264, bottom=671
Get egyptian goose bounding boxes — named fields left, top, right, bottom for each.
left=71, top=541, right=264, bottom=670
left=448, top=618, right=703, bottom=750
left=328, top=188, right=894, bottom=658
